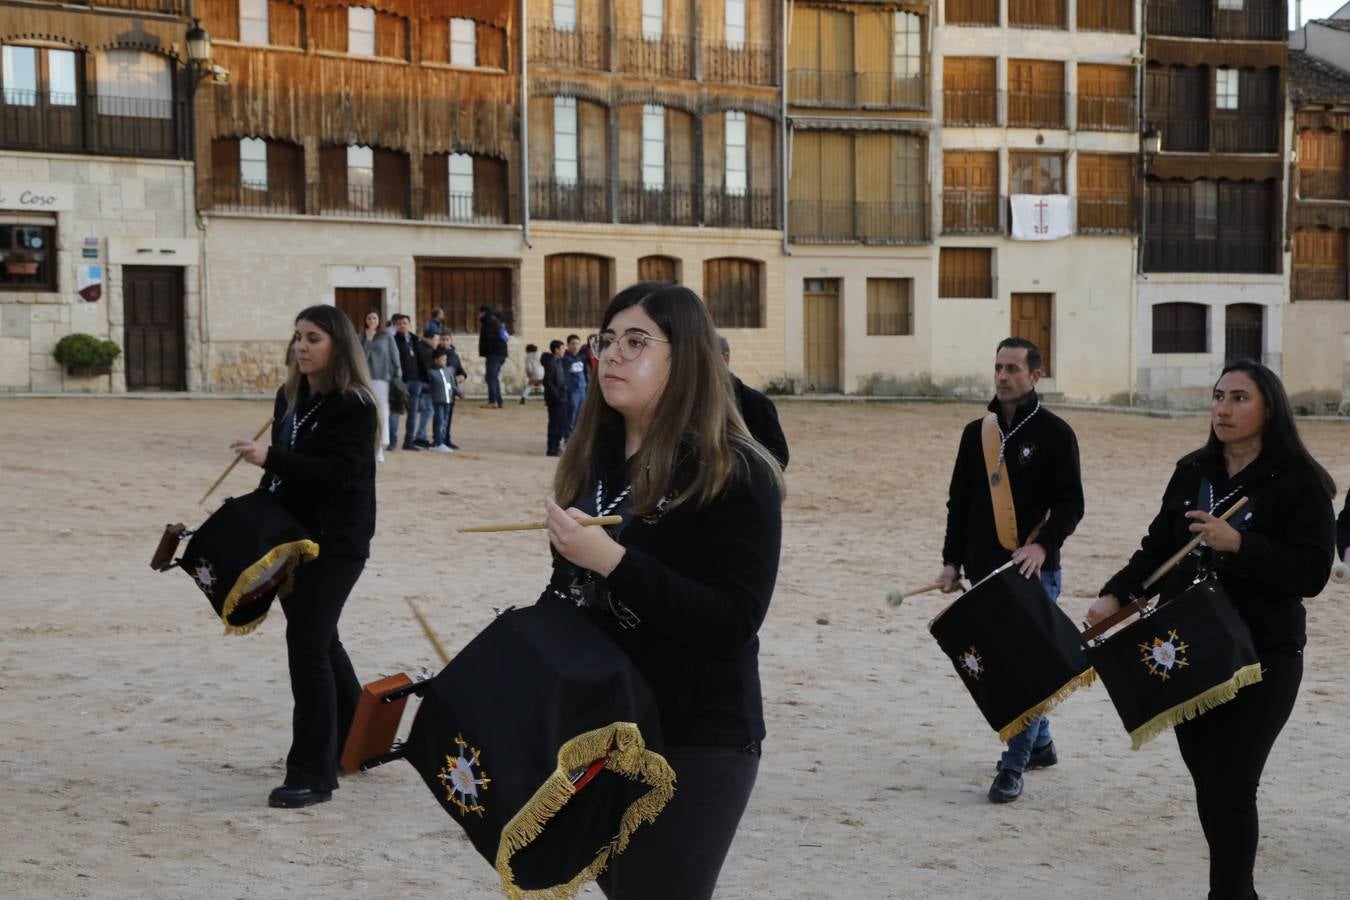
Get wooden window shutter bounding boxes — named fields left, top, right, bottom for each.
left=375, top=11, right=407, bottom=60
left=938, top=247, right=993, bottom=298
left=545, top=254, right=610, bottom=328
left=478, top=23, right=507, bottom=70
left=475, top=155, right=508, bottom=220
left=269, top=0, right=303, bottom=47
left=422, top=153, right=449, bottom=216
left=319, top=145, right=347, bottom=209
left=704, top=258, right=763, bottom=328
left=422, top=18, right=449, bottom=63
left=311, top=7, right=346, bottom=52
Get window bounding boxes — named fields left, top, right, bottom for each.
left=553, top=0, right=576, bottom=31
left=48, top=49, right=76, bottom=106
left=1194, top=181, right=1217, bottom=239
left=642, top=105, right=664, bottom=190
left=2, top=46, right=36, bottom=105
left=545, top=254, right=611, bottom=327
left=939, top=247, right=994, bottom=298
left=1007, top=59, right=1065, bottom=128
left=1078, top=0, right=1132, bottom=31
left=726, top=0, right=746, bottom=47
left=894, top=13, right=922, bottom=78
left=1077, top=64, right=1134, bottom=131
left=725, top=111, right=747, bottom=196
left=347, top=145, right=373, bottom=208
left=554, top=97, right=578, bottom=182
left=450, top=18, right=476, bottom=66
left=1152, top=302, right=1207, bottom=353
left=643, top=0, right=663, bottom=39
left=240, top=137, right=267, bottom=189
left=0, top=223, right=56, bottom=291
left=240, top=0, right=269, bottom=45
left=704, top=258, right=763, bottom=327
left=1218, top=0, right=1243, bottom=8
left=448, top=152, right=474, bottom=217
left=1010, top=152, right=1064, bottom=194
left=349, top=7, right=376, bottom=56
left=867, top=278, right=914, bottom=335
left=95, top=50, right=172, bottom=119
left=1216, top=68, right=1239, bottom=110
left=1077, top=153, right=1135, bottom=233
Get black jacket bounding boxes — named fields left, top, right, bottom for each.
left=733, top=376, right=789, bottom=470
left=261, top=385, right=378, bottom=559
left=393, top=333, right=426, bottom=385
left=1100, top=450, right=1335, bottom=654
left=1337, top=489, right=1349, bottom=559
left=542, top=353, right=568, bottom=405
left=942, top=392, right=1084, bottom=580
left=478, top=311, right=508, bottom=357
left=555, top=444, right=783, bottom=748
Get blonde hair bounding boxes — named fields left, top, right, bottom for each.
left=553, top=283, right=784, bottom=514
left=283, top=305, right=379, bottom=451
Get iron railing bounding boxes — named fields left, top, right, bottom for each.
left=1078, top=197, right=1136, bottom=234
left=1143, top=237, right=1280, bottom=273
left=618, top=33, right=694, bottom=80
left=530, top=176, right=613, bottom=222
left=791, top=69, right=928, bottom=109
left=946, top=0, right=999, bottom=25
left=1009, top=0, right=1067, bottom=29
left=788, top=199, right=930, bottom=244
left=205, top=177, right=306, bottom=214
left=1212, top=118, right=1280, bottom=154
left=528, top=25, right=609, bottom=69
left=1147, top=1, right=1285, bottom=40
left=1007, top=90, right=1066, bottom=129
left=319, top=182, right=411, bottom=219
left=942, top=192, right=1006, bottom=234
left=943, top=88, right=1000, bottom=126
left=867, top=311, right=913, bottom=335
left=0, top=89, right=187, bottom=158
left=1292, top=268, right=1349, bottom=300
left=703, top=39, right=777, bottom=86
left=417, top=188, right=511, bottom=224
left=1077, top=94, right=1137, bottom=132
left=1298, top=170, right=1350, bottom=201
left=939, top=272, right=998, bottom=299
left=618, top=182, right=698, bottom=226
left=703, top=187, right=776, bottom=228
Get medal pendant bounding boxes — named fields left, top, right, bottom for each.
left=989, top=470, right=1002, bottom=487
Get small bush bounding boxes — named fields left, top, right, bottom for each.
left=53, top=333, right=121, bottom=368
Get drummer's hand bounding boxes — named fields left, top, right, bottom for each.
left=1085, top=594, right=1121, bottom=627
left=1011, top=543, right=1047, bottom=579
left=229, top=438, right=268, bottom=467
left=545, top=497, right=626, bottom=576
left=1185, top=511, right=1241, bottom=552
left=939, top=564, right=961, bottom=593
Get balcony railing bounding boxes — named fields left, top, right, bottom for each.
left=1078, top=197, right=1136, bottom=233
left=206, top=178, right=306, bottom=215
left=942, top=192, right=1006, bottom=234
left=529, top=25, right=609, bottom=69
left=1213, top=118, right=1280, bottom=154
left=857, top=73, right=929, bottom=110
left=1160, top=117, right=1209, bottom=152
left=1009, top=0, right=1067, bottom=29
left=946, top=0, right=1000, bottom=25
left=1077, top=95, right=1137, bottom=132
left=1292, top=268, right=1349, bottom=300
left=0, top=89, right=186, bottom=158
left=939, top=273, right=998, bottom=299
left=943, top=88, right=1000, bottom=126
left=867, top=311, right=913, bottom=335
left=1008, top=90, right=1066, bottom=129
left=618, top=33, right=694, bottom=80
left=320, top=182, right=411, bottom=220
left=703, top=40, right=776, bottom=86
left=1147, top=1, right=1285, bottom=41
left=81, top=0, right=189, bottom=12
left=703, top=187, right=776, bottom=228
left=1298, top=170, right=1350, bottom=201
left=790, top=69, right=929, bottom=110
left=1143, top=237, right=1280, bottom=273
left=789, top=199, right=930, bottom=244
left=619, top=182, right=698, bottom=225
left=530, top=176, right=613, bottom=222
left=418, top=189, right=511, bottom=225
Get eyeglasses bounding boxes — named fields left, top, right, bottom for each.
left=589, top=331, right=670, bottom=361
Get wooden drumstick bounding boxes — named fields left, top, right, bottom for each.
left=885, top=579, right=949, bottom=608
left=458, top=515, right=623, bottom=533
left=407, top=599, right=450, bottom=667
left=1140, top=496, right=1249, bottom=592
left=199, top=417, right=273, bottom=506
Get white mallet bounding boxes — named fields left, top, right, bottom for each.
left=885, top=579, right=950, bottom=608
left=1333, top=559, right=1349, bottom=586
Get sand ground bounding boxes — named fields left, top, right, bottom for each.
left=1, top=397, right=1347, bottom=900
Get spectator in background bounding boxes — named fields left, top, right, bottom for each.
left=563, top=333, right=588, bottom=433
left=521, top=343, right=544, bottom=404
left=413, top=328, right=439, bottom=447
left=437, top=333, right=468, bottom=450
left=478, top=306, right=509, bottom=409
left=719, top=335, right=789, bottom=470
left=360, top=309, right=401, bottom=464
left=390, top=314, right=426, bottom=452
left=425, top=307, right=445, bottom=337
left=543, top=340, right=569, bottom=457
left=426, top=349, right=456, bottom=453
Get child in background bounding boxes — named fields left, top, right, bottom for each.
left=427, top=349, right=456, bottom=453
left=437, top=334, right=468, bottom=449
left=521, top=343, right=544, bottom=404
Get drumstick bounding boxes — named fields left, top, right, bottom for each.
left=885, top=579, right=948, bottom=608
left=458, top=515, right=623, bottom=533
left=407, top=599, right=450, bottom=666
left=199, top=417, right=273, bottom=506
left=1140, top=496, right=1249, bottom=592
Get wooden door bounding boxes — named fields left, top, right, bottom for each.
left=1010, top=292, right=1052, bottom=376
left=638, top=255, right=679, bottom=283
left=335, top=287, right=383, bottom=332
left=416, top=264, right=515, bottom=334
left=1224, top=304, right=1263, bottom=363
left=802, top=279, right=840, bottom=393
left=123, top=266, right=185, bottom=391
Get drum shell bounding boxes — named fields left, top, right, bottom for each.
left=1086, top=578, right=1262, bottom=750
left=929, top=569, right=1093, bottom=741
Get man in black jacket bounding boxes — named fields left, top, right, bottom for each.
left=719, top=336, right=789, bottom=469
left=390, top=314, right=428, bottom=452
left=936, top=337, right=1084, bottom=804
left=542, top=340, right=569, bottom=456
left=478, top=306, right=509, bottom=409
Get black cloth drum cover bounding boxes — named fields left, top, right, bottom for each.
left=929, top=568, right=1095, bottom=742
left=1086, top=578, right=1262, bottom=750
left=179, top=491, right=319, bottom=634
left=402, top=598, right=674, bottom=900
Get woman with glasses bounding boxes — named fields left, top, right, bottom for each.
left=544, top=282, right=786, bottom=899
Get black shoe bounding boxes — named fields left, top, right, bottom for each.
left=1026, top=741, right=1058, bottom=770
left=413, top=438, right=431, bottom=448
left=385, top=442, right=396, bottom=451
left=402, top=443, right=421, bottom=451
left=447, top=442, right=459, bottom=450
left=268, top=785, right=332, bottom=809
left=988, top=768, right=1023, bottom=804
left=546, top=449, right=561, bottom=457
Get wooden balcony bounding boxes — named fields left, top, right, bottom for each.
left=1159, top=116, right=1209, bottom=153
left=1077, top=94, right=1136, bottom=132
left=1298, top=170, right=1350, bottom=201
left=942, top=192, right=1005, bottom=234
left=36, top=0, right=191, bottom=13
left=789, top=200, right=930, bottom=245
left=1147, top=1, right=1285, bottom=41
left=943, top=88, right=999, bottom=126
left=1213, top=118, right=1280, bottom=154
left=1144, top=237, right=1279, bottom=273
left=529, top=25, right=609, bottom=70
left=619, top=182, right=698, bottom=225
left=703, top=39, right=776, bottom=86
left=946, top=0, right=999, bottom=26
left=1009, top=0, right=1067, bottom=29
left=1292, top=268, right=1349, bottom=300
left=1008, top=90, right=1066, bottom=129
left=530, top=176, right=612, bottom=222
left=790, top=70, right=928, bottom=110
left=703, top=187, right=776, bottom=228
left=0, top=89, right=187, bottom=158
left=1078, top=197, right=1136, bottom=234
left=618, top=33, right=694, bottom=80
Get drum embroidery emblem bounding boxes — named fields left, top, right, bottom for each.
left=438, top=734, right=490, bottom=817
left=957, top=646, right=984, bottom=680
left=192, top=560, right=216, bottom=597
left=1139, top=630, right=1191, bottom=681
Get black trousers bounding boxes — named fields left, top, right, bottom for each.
left=546, top=400, right=568, bottom=453
left=278, top=556, right=365, bottom=792
left=1174, top=650, right=1303, bottom=900
left=597, top=744, right=760, bottom=900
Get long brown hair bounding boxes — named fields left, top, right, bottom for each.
left=283, top=305, right=379, bottom=448
left=553, top=282, right=785, bottom=514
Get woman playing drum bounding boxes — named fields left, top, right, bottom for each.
left=230, top=305, right=380, bottom=809
left=1086, top=359, right=1336, bottom=900
left=542, top=282, right=785, bottom=900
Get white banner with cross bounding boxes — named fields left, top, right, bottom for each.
left=1009, top=194, right=1072, bottom=241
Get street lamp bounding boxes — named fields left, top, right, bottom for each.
left=1138, top=124, right=1162, bottom=275
left=187, top=19, right=212, bottom=67
left=1142, top=124, right=1162, bottom=164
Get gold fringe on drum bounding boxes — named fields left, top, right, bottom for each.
left=995, top=668, right=1099, bottom=743
left=218, top=538, right=320, bottom=635
left=1126, top=662, right=1263, bottom=751
left=494, top=721, right=677, bottom=900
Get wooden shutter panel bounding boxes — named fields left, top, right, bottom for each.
left=375, top=11, right=407, bottom=60
left=422, top=18, right=449, bottom=63
left=478, top=24, right=507, bottom=70
left=269, top=0, right=302, bottom=47
left=475, top=155, right=508, bottom=220
left=319, top=145, right=347, bottom=209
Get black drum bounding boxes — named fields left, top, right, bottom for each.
left=929, top=567, right=1095, bottom=741
left=165, top=491, right=319, bottom=634
left=402, top=599, right=674, bottom=897
left=1086, top=577, right=1262, bottom=750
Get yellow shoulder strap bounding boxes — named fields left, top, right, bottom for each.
left=981, top=413, right=1020, bottom=551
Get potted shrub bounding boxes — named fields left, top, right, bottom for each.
left=54, top=333, right=121, bottom=377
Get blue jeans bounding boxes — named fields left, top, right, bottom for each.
left=433, top=403, right=450, bottom=446
left=567, top=387, right=586, bottom=433
left=485, top=354, right=506, bottom=407
left=1000, top=569, right=1062, bottom=774
left=414, top=390, right=433, bottom=443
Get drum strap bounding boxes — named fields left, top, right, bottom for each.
left=982, top=414, right=1020, bottom=551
